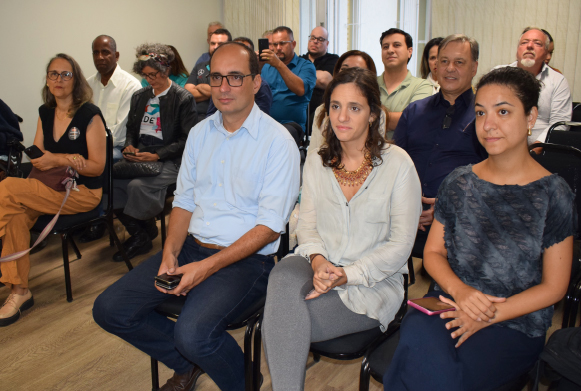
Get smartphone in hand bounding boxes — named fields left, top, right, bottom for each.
left=23, top=145, right=44, bottom=159
left=408, top=297, right=454, bottom=315
left=258, top=38, right=269, bottom=58
left=155, top=273, right=183, bottom=290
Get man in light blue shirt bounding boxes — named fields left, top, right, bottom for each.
left=260, top=26, right=316, bottom=145
left=94, top=42, right=300, bottom=391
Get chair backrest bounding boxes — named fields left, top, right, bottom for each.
left=275, top=223, right=290, bottom=260
left=530, top=143, right=581, bottom=232
left=102, top=126, right=114, bottom=215
left=546, top=128, right=581, bottom=151
left=572, top=102, right=581, bottom=123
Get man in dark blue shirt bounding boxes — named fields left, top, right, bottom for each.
left=394, top=34, right=487, bottom=254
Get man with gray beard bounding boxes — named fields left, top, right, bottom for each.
left=495, top=27, right=571, bottom=143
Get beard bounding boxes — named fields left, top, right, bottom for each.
left=520, top=58, right=536, bottom=68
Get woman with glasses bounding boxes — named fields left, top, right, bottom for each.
left=308, top=50, right=388, bottom=157
left=263, top=67, right=421, bottom=390
left=0, top=53, right=106, bottom=326
left=140, top=45, right=190, bottom=88
left=112, top=43, right=197, bottom=262
left=384, top=67, right=575, bottom=390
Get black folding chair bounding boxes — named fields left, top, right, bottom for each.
left=529, top=143, right=581, bottom=329
left=150, top=228, right=290, bottom=391
left=31, top=127, right=132, bottom=302
left=544, top=121, right=581, bottom=146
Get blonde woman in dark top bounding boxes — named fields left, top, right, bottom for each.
left=384, top=66, right=576, bottom=390
left=0, top=53, right=106, bottom=327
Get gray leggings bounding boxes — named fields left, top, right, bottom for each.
left=262, top=255, right=380, bottom=391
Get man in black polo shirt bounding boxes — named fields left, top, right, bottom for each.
left=300, top=26, right=339, bottom=135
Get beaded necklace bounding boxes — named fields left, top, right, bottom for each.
left=332, top=153, right=373, bottom=187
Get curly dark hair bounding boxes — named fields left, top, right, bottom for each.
left=42, top=53, right=93, bottom=117
left=476, top=67, right=541, bottom=115
left=133, top=43, right=174, bottom=75
left=318, top=67, right=389, bottom=169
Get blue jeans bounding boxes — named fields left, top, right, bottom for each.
left=93, top=236, right=274, bottom=391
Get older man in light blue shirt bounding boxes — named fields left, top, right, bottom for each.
left=93, top=42, right=300, bottom=391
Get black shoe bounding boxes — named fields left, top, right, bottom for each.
left=141, top=218, right=159, bottom=240
left=112, top=232, right=152, bottom=262
left=78, top=223, right=106, bottom=243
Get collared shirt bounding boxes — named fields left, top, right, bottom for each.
left=205, top=79, right=273, bottom=118
left=295, top=145, right=421, bottom=330
left=426, top=72, right=440, bottom=94
left=393, top=88, right=487, bottom=198
left=186, top=61, right=211, bottom=116
left=195, top=52, right=211, bottom=66
left=261, top=53, right=317, bottom=131
left=377, top=70, right=433, bottom=112
left=496, top=62, right=572, bottom=143
left=300, top=52, right=339, bottom=109
left=87, top=64, right=142, bottom=147
left=173, top=103, right=300, bottom=255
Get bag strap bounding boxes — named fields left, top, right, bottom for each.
left=0, top=179, right=74, bottom=263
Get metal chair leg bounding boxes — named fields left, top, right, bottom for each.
left=244, top=313, right=258, bottom=391
left=253, top=314, right=264, bottom=391
left=61, top=233, right=73, bottom=302
left=68, top=235, right=81, bottom=260
left=106, top=220, right=133, bottom=271
left=359, top=356, right=372, bottom=391
left=160, top=210, right=167, bottom=250
left=151, top=357, right=159, bottom=391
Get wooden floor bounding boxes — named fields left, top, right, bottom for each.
left=0, top=216, right=563, bottom=391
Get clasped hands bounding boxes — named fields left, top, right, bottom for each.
left=305, top=255, right=347, bottom=300
left=418, top=196, right=435, bottom=231
left=122, top=145, right=159, bottom=162
left=438, top=285, right=506, bottom=347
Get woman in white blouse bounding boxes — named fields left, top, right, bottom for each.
left=262, top=67, right=421, bottom=390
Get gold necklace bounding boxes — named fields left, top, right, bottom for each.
left=333, top=153, right=373, bottom=187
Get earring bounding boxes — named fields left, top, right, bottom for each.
left=527, top=127, right=532, bottom=136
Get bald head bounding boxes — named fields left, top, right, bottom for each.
left=92, top=35, right=117, bottom=53
left=308, top=26, right=329, bottom=59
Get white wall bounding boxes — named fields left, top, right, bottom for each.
left=432, top=0, right=581, bottom=101
left=0, top=0, right=223, bottom=148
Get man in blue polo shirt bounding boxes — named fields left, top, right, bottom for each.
left=394, top=34, right=487, bottom=255
left=260, top=26, right=316, bottom=146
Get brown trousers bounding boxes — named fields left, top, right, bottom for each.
left=0, top=177, right=102, bottom=288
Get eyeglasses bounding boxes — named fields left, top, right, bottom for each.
left=209, top=73, right=255, bottom=87
left=442, top=105, right=455, bottom=129
left=47, top=71, right=73, bottom=81
left=308, top=35, right=327, bottom=43
left=141, top=70, right=160, bottom=80
left=272, top=41, right=292, bottom=48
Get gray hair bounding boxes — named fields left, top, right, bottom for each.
left=133, top=43, right=174, bottom=75
left=520, top=26, right=550, bottom=50
left=208, top=21, right=224, bottom=28
left=439, top=34, right=479, bottom=62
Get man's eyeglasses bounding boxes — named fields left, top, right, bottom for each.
left=209, top=73, right=254, bottom=87
left=442, top=105, right=455, bottom=129
left=272, top=41, right=292, bottom=48
left=47, top=71, right=73, bottom=81
left=308, top=35, right=327, bottom=43
left=141, top=70, right=160, bottom=80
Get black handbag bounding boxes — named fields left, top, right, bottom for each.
left=112, top=160, right=163, bottom=179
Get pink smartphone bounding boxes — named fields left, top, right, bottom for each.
left=408, top=297, right=455, bottom=315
